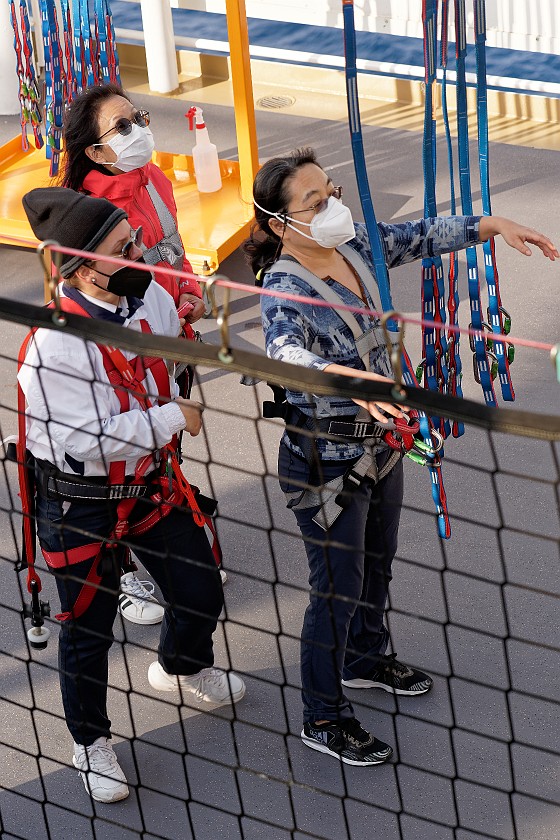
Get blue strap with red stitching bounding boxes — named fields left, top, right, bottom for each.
left=342, top=0, right=451, bottom=539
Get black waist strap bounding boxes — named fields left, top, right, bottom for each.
left=45, top=475, right=150, bottom=501
left=285, top=405, right=386, bottom=442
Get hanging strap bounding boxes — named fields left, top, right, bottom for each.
left=455, top=0, right=497, bottom=407
left=473, top=0, right=515, bottom=401
left=342, top=0, right=451, bottom=539
left=142, top=182, right=185, bottom=269
left=440, top=0, right=464, bottom=437
left=421, top=0, right=450, bottom=439
left=18, top=0, right=44, bottom=149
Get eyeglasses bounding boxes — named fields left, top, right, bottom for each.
left=120, top=226, right=143, bottom=259
left=287, top=185, right=343, bottom=216
left=96, top=110, right=150, bottom=143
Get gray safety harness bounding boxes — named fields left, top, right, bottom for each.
left=141, top=181, right=185, bottom=268
left=270, top=246, right=403, bottom=530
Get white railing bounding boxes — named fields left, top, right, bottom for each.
left=168, top=0, right=560, bottom=54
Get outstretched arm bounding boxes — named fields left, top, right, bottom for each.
left=479, top=216, right=559, bottom=260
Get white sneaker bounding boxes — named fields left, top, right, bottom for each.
left=119, top=572, right=164, bottom=625
left=73, top=737, right=129, bottom=803
left=148, top=661, right=245, bottom=705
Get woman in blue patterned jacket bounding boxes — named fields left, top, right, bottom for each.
left=243, top=147, right=558, bottom=767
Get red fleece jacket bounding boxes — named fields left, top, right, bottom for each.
left=82, top=164, right=201, bottom=304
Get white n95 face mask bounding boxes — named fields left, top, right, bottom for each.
left=100, top=124, right=155, bottom=173
left=254, top=195, right=355, bottom=249
left=306, top=196, right=356, bottom=248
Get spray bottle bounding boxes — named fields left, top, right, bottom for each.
left=185, top=106, right=222, bottom=193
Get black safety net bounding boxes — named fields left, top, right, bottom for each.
left=0, top=297, right=559, bottom=840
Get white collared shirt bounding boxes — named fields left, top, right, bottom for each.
left=18, top=282, right=187, bottom=478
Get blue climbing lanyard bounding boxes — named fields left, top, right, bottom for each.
left=95, top=0, right=120, bottom=85
left=41, top=0, right=64, bottom=176
left=439, top=0, right=464, bottom=437
left=473, top=0, right=515, bottom=400
left=455, top=0, right=497, bottom=406
left=421, top=0, right=450, bottom=439
left=341, top=0, right=451, bottom=539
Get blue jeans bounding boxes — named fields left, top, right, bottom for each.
left=278, top=442, right=403, bottom=723
left=36, top=491, right=223, bottom=746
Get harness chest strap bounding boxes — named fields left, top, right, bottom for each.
left=17, top=296, right=204, bottom=621
left=142, top=180, right=185, bottom=269
left=272, top=253, right=401, bottom=372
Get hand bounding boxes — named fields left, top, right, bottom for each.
left=353, top=394, right=407, bottom=424
left=178, top=293, right=205, bottom=324
left=324, top=364, right=406, bottom=423
left=174, top=398, right=204, bottom=436
left=480, top=216, right=559, bottom=260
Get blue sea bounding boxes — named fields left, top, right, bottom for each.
left=111, top=1, right=560, bottom=91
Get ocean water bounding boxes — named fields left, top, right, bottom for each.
left=111, top=0, right=560, bottom=89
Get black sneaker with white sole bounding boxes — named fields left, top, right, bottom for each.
left=301, top=718, right=393, bottom=766
left=342, top=653, right=433, bottom=696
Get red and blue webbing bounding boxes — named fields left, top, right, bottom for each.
left=71, top=0, right=86, bottom=91
left=473, top=0, right=515, bottom=401
left=10, top=0, right=29, bottom=151
left=41, top=0, right=64, bottom=176
left=18, top=0, right=43, bottom=149
left=95, top=0, right=110, bottom=83
left=440, top=0, right=464, bottom=437
left=105, top=0, right=121, bottom=85
left=455, top=0, right=497, bottom=406
left=342, top=0, right=451, bottom=539
left=421, top=0, right=450, bottom=439
left=95, top=0, right=120, bottom=85
left=59, top=0, right=77, bottom=101
left=80, top=0, right=97, bottom=88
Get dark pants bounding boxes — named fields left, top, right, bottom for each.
left=278, top=442, right=403, bottom=723
left=36, top=491, right=223, bottom=746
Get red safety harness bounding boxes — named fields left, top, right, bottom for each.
left=17, top=297, right=220, bottom=622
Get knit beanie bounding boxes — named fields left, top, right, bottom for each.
left=22, top=187, right=128, bottom=278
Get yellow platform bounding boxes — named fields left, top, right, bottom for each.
left=0, top=136, right=254, bottom=274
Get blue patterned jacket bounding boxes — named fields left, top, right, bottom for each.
left=262, top=217, right=481, bottom=460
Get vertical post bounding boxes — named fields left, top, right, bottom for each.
left=225, top=0, right=259, bottom=209
left=140, top=0, right=179, bottom=94
left=0, top=0, right=21, bottom=115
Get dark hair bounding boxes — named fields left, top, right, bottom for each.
left=58, top=84, right=132, bottom=192
left=242, top=147, right=320, bottom=278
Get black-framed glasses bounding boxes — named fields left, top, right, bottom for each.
left=96, top=110, right=150, bottom=143
left=120, top=226, right=143, bottom=259
left=287, top=185, right=343, bottom=216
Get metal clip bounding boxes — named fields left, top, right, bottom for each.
left=206, top=275, right=234, bottom=364
left=37, top=239, right=66, bottom=326
left=380, top=310, right=406, bottom=400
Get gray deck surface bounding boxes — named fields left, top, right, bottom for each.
left=0, top=93, right=559, bottom=840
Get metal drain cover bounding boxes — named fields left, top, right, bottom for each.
left=256, top=94, right=296, bottom=109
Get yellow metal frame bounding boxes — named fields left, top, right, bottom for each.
left=0, top=0, right=259, bottom=274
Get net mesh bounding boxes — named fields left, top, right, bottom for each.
left=0, top=297, right=559, bottom=840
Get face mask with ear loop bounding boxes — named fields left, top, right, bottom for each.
left=91, top=258, right=153, bottom=299
left=95, top=124, right=155, bottom=173
left=253, top=195, right=356, bottom=249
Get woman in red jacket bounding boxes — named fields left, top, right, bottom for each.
left=59, top=84, right=211, bottom=623
left=60, top=83, right=205, bottom=322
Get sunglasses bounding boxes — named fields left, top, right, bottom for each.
left=96, top=110, right=150, bottom=143
left=120, top=226, right=143, bottom=259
